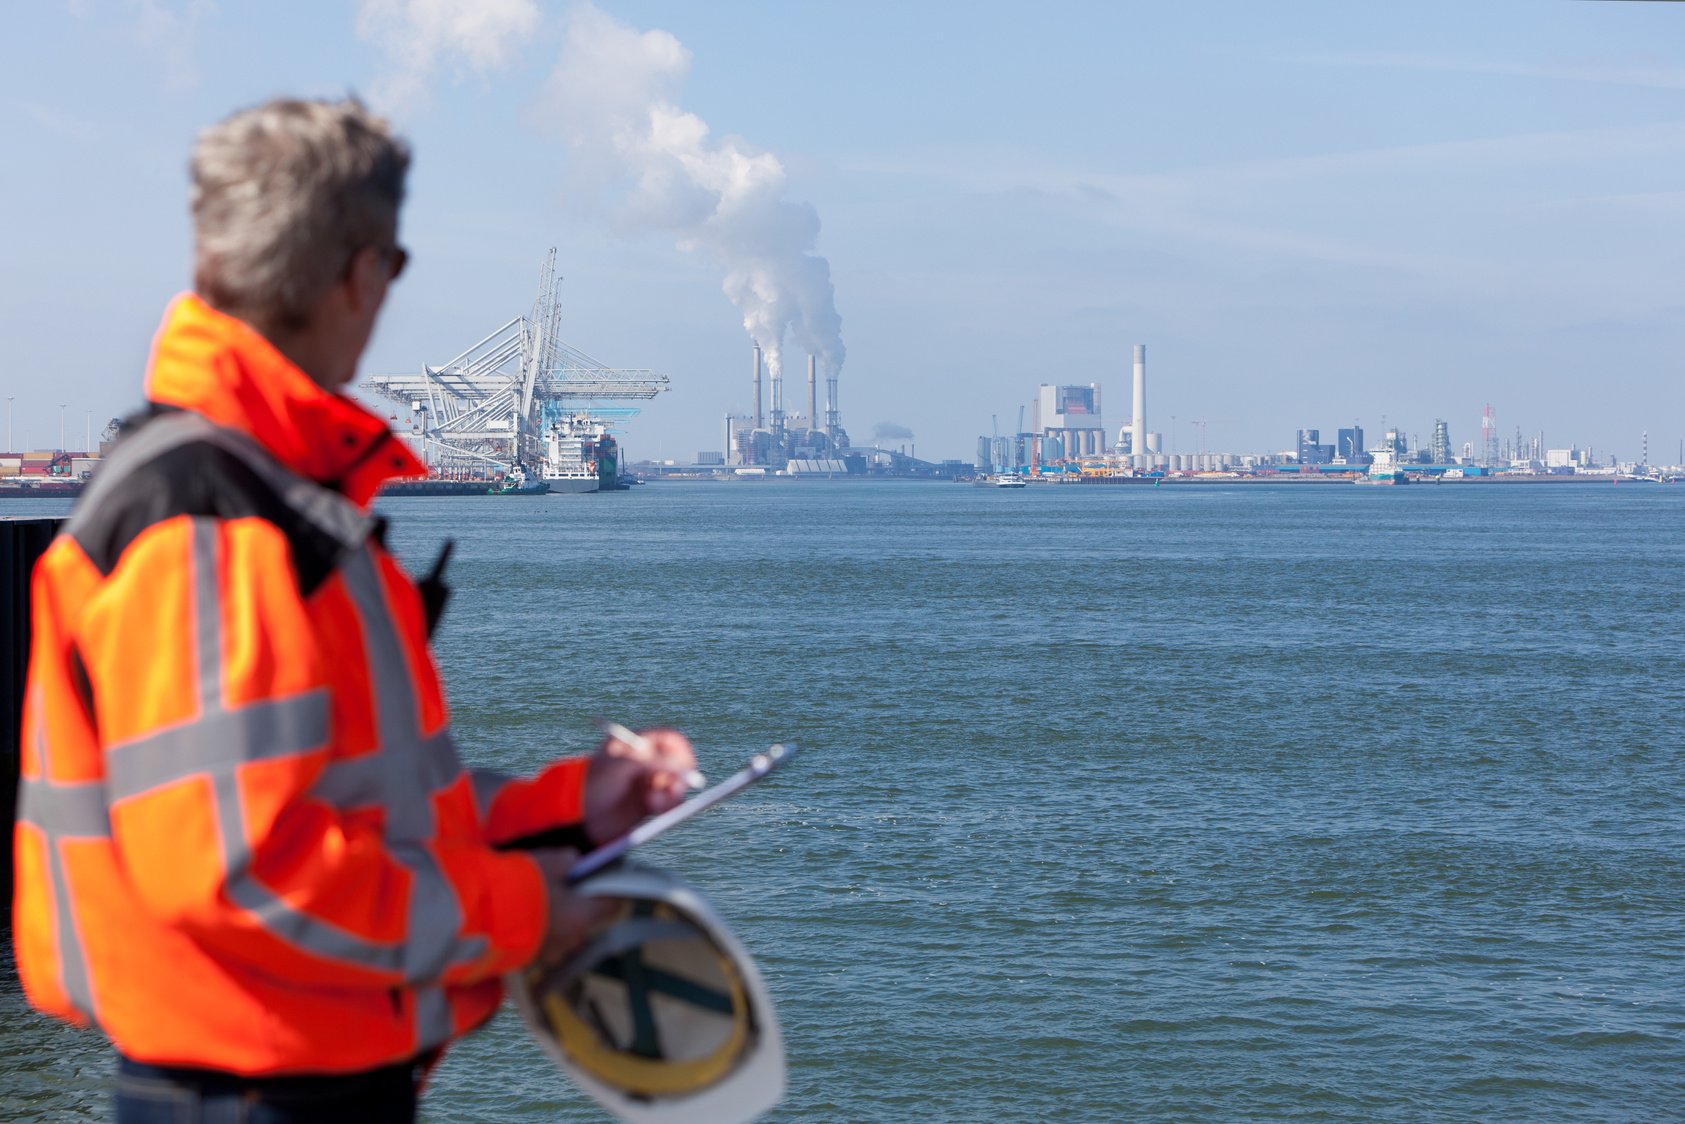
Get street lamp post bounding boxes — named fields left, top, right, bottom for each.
left=6, top=397, right=12, bottom=454
left=60, top=404, right=67, bottom=454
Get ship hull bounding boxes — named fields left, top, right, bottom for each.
left=545, top=476, right=600, bottom=494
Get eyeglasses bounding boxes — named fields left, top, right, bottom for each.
left=344, top=243, right=409, bottom=282
left=380, top=243, right=409, bottom=281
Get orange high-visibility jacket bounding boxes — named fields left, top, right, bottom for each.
left=14, top=294, right=589, bottom=1075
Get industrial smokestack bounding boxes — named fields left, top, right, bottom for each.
left=807, top=355, right=817, bottom=433
left=1130, top=344, right=1146, bottom=458
left=825, top=365, right=840, bottom=447
left=752, top=342, right=764, bottom=430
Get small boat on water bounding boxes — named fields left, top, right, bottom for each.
left=487, top=465, right=548, bottom=495
left=1356, top=448, right=1409, bottom=486
left=988, top=474, right=1028, bottom=489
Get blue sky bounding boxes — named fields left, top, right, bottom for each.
left=3, top=1, right=1682, bottom=463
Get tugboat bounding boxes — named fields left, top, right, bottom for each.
left=488, top=464, right=548, bottom=495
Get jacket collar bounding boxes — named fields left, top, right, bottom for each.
left=143, top=293, right=425, bottom=507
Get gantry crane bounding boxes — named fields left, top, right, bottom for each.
left=361, top=249, right=669, bottom=477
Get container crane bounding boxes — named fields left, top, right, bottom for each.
left=362, top=248, right=669, bottom=478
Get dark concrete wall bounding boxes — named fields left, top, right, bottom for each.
left=2, top=519, right=64, bottom=908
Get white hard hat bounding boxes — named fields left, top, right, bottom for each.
left=509, top=864, right=785, bottom=1124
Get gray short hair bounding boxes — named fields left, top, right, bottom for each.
left=191, top=97, right=410, bottom=331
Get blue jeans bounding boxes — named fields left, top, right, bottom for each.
left=113, top=1055, right=419, bottom=1123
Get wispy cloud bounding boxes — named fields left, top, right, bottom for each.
left=6, top=97, right=99, bottom=142
left=841, top=116, right=1685, bottom=285
left=1289, top=50, right=1685, bottom=92
left=851, top=120, right=1685, bottom=195
left=356, top=0, right=542, bottom=112
left=131, top=0, right=216, bottom=91
left=59, top=0, right=217, bottom=90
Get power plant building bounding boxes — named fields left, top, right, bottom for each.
left=975, top=341, right=1166, bottom=473
left=1037, top=383, right=1106, bottom=459
left=729, top=342, right=849, bottom=467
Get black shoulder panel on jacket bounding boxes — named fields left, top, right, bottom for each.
left=71, top=440, right=344, bottom=595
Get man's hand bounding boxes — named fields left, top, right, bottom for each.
left=531, top=849, right=618, bottom=967
left=583, top=726, right=698, bottom=846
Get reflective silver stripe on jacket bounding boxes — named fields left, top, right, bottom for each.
left=15, top=689, right=102, bottom=1019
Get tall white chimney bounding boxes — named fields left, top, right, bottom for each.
left=752, top=342, right=764, bottom=429
left=1130, top=344, right=1146, bottom=458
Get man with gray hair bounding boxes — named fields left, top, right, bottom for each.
left=15, top=96, right=696, bottom=1122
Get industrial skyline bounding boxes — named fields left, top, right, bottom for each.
left=974, top=342, right=1684, bottom=477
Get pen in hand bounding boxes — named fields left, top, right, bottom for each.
left=592, top=718, right=706, bottom=791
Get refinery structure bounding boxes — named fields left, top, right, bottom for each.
left=360, top=250, right=668, bottom=482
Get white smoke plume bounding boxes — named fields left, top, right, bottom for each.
left=874, top=422, right=915, bottom=442
left=357, top=0, right=541, bottom=110
left=538, top=3, right=845, bottom=387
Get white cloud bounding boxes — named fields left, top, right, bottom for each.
left=357, top=0, right=542, bottom=112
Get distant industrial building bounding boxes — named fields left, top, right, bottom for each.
left=1430, top=420, right=1452, bottom=465
left=977, top=343, right=1168, bottom=473
left=1037, top=382, right=1106, bottom=458
left=1297, top=429, right=1335, bottom=465
left=1546, top=447, right=1591, bottom=468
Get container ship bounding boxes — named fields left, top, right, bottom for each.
left=544, top=413, right=619, bottom=494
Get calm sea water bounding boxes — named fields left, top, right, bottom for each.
left=5, top=480, right=1684, bottom=1122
